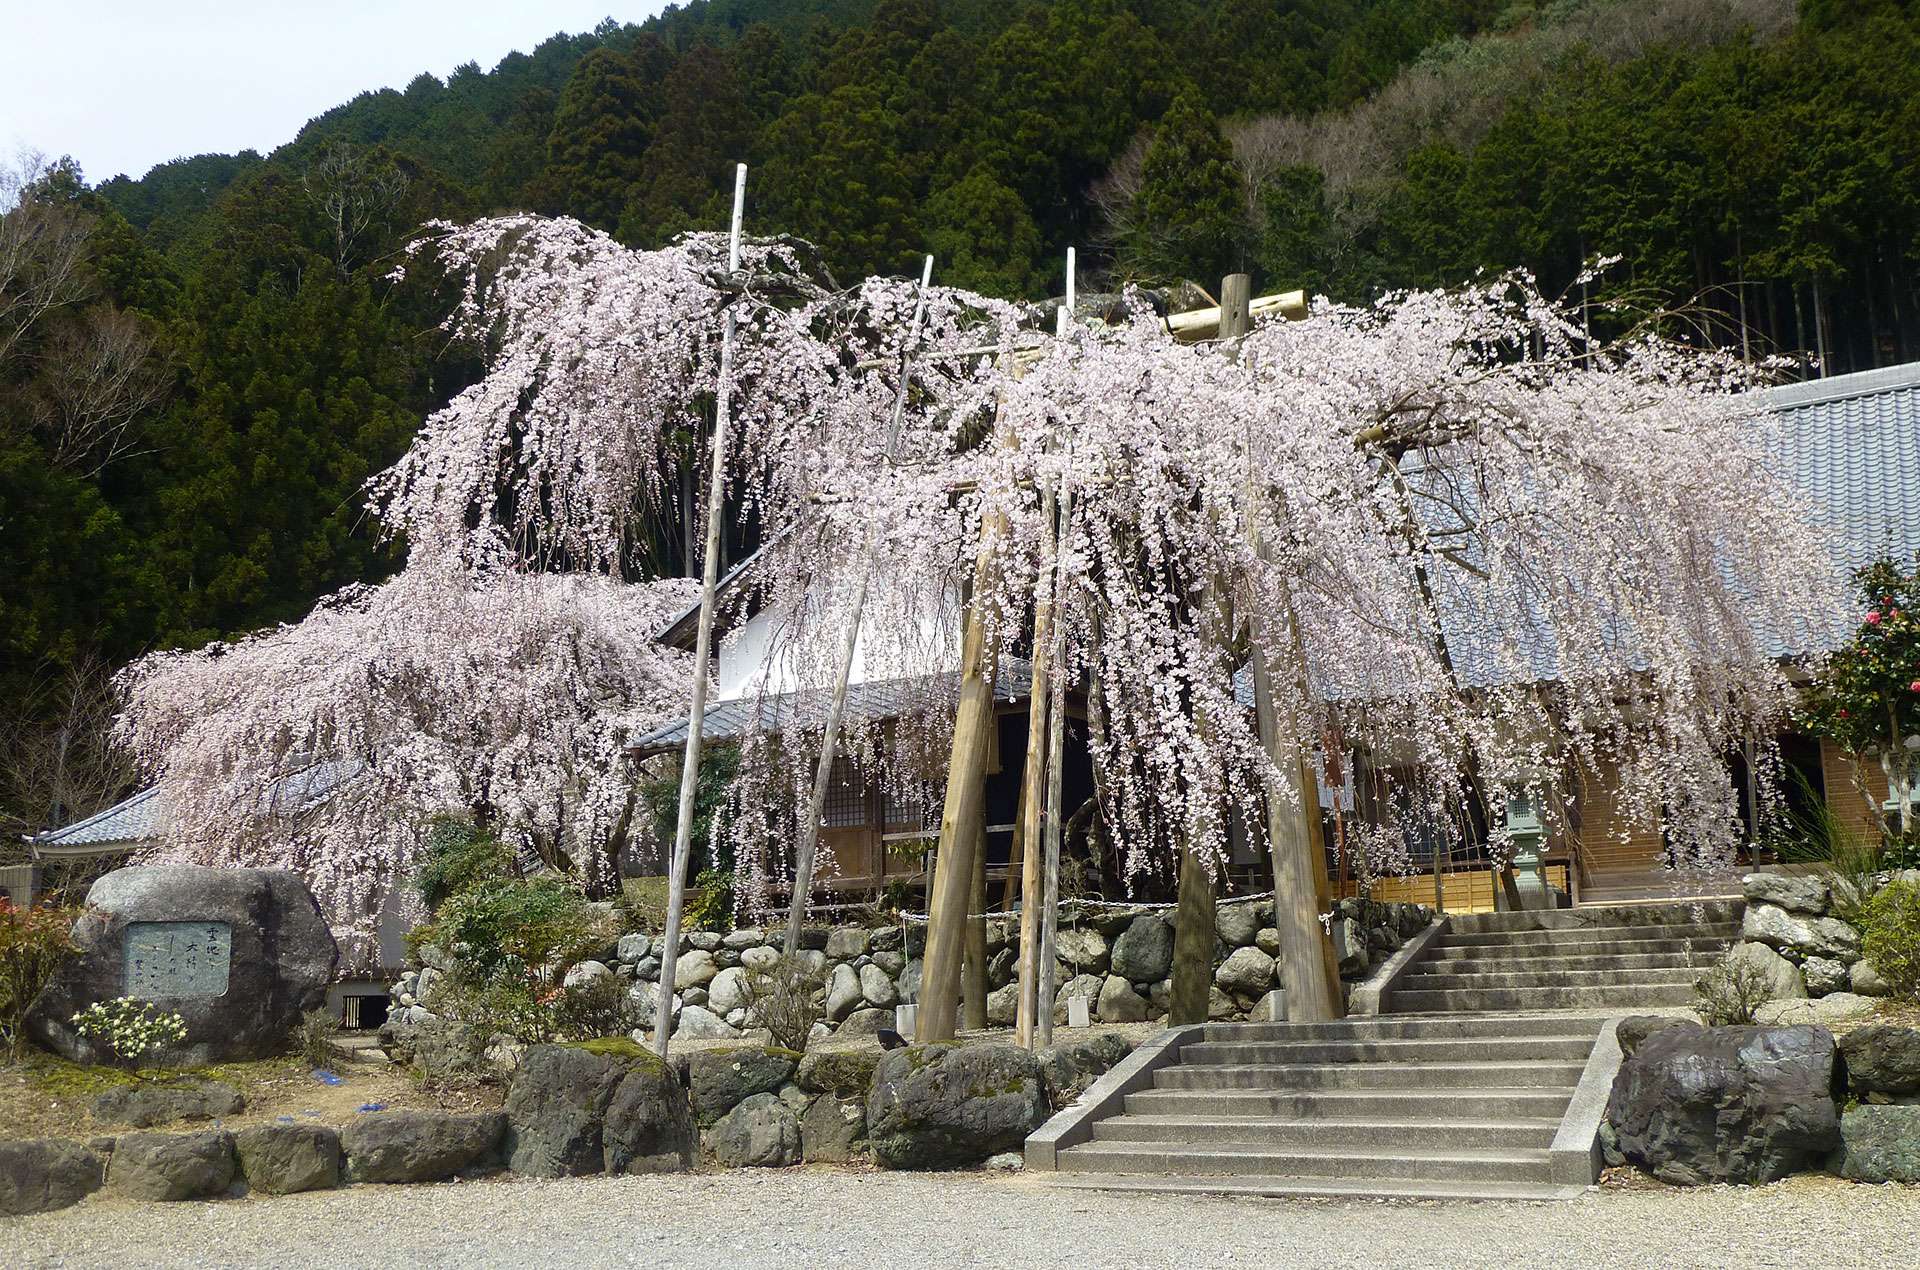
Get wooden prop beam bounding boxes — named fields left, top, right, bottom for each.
left=656, top=163, right=749, bottom=1056
left=1034, top=493, right=1072, bottom=1047
left=1014, top=484, right=1060, bottom=1049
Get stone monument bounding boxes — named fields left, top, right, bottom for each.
left=30, top=865, right=339, bottom=1066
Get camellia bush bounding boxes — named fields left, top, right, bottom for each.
left=1800, top=552, right=1920, bottom=836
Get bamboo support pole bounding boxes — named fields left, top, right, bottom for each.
left=1034, top=488, right=1073, bottom=1047
left=783, top=255, right=935, bottom=956
left=655, top=163, right=748, bottom=1057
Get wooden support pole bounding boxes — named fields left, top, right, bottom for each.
left=656, top=163, right=748, bottom=1057
left=963, top=821, right=988, bottom=1030
left=1014, top=485, right=1060, bottom=1050
left=917, top=478, right=1008, bottom=1043
left=1232, top=270, right=1342, bottom=1022
left=783, top=255, right=935, bottom=957
left=1035, top=506, right=1070, bottom=1046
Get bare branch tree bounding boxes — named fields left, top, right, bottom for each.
left=0, top=152, right=95, bottom=372
left=27, top=305, right=167, bottom=476
left=303, top=142, right=411, bottom=280
left=0, top=651, right=139, bottom=839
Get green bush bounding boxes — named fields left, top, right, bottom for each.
left=414, top=817, right=514, bottom=912
left=1859, top=879, right=1920, bottom=1001
left=686, top=867, right=735, bottom=932
left=433, top=966, right=638, bottom=1044
left=410, top=875, right=610, bottom=985
left=0, top=900, right=80, bottom=1062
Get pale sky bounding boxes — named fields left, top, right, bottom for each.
left=0, top=2, right=669, bottom=184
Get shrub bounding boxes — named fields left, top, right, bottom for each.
left=1694, top=952, right=1774, bottom=1026
left=411, top=875, right=610, bottom=985
left=686, top=867, right=735, bottom=932
left=293, top=1006, right=352, bottom=1070
left=739, top=954, right=825, bottom=1052
left=0, top=900, right=80, bottom=1062
left=71, top=997, right=187, bottom=1068
left=414, top=817, right=514, bottom=912
left=1859, top=879, right=1920, bottom=1001
left=433, top=966, right=638, bottom=1045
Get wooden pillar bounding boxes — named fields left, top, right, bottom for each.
left=1014, top=485, right=1060, bottom=1049
left=917, top=497, right=1008, bottom=1043
left=963, top=819, right=988, bottom=1031
left=1168, top=842, right=1218, bottom=1025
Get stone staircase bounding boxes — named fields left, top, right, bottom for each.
left=1387, top=901, right=1741, bottom=1014
left=1035, top=901, right=1742, bottom=1200
left=1044, top=1014, right=1607, bottom=1200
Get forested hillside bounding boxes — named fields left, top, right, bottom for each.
left=4, top=0, right=1918, bottom=834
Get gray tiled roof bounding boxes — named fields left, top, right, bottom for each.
left=28, top=759, right=366, bottom=853
left=31, top=787, right=163, bottom=850
left=1767, top=361, right=1920, bottom=572
left=631, top=659, right=1036, bottom=754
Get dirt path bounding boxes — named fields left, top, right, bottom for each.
left=4, top=1167, right=1915, bottom=1269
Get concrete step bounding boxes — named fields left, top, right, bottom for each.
left=1198, top=1015, right=1612, bottom=1043
left=1179, top=1036, right=1599, bottom=1065
left=1415, top=949, right=1720, bottom=974
left=1401, top=967, right=1700, bottom=991
left=1055, top=1140, right=1554, bottom=1183
left=1448, top=900, right=1741, bottom=933
left=1422, top=935, right=1732, bottom=962
left=1434, top=923, right=1738, bottom=950
left=1090, top=1114, right=1561, bottom=1151
left=1123, top=1085, right=1576, bottom=1120
left=1044, top=1173, right=1586, bottom=1202
left=1387, top=982, right=1697, bottom=1013
left=1154, top=1059, right=1587, bottom=1091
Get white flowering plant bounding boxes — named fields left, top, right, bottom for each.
left=70, top=997, right=188, bottom=1068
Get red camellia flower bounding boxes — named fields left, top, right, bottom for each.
left=1866, top=610, right=1883, bottom=624
left=1911, top=680, right=1920, bottom=693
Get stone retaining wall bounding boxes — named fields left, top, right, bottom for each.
left=389, top=898, right=1433, bottom=1045
left=1731, top=868, right=1918, bottom=1025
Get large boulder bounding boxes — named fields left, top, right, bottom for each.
left=28, top=865, right=338, bottom=1066
left=1839, top=1025, right=1920, bottom=1098
left=91, top=1078, right=245, bottom=1128
left=674, top=949, right=719, bottom=988
left=603, top=1057, right=696, bottom=1174
left=1036, top=1033, right=1135, bottom=1107
left=800, top=1094, right=867, bottom=1162
left=1723, top=941, right=1808, bottom=1002
left=825, top=962, right=864, bottom=1022
left=1096, top=974, right=1148, bottom=1023
left=672, top=1004, right=741, bottom=1040
left=1802, top=956, right=1850, bottom=997
left=1742, top=873, right=1831, bottom=916
left=1605, top=1025, right=1842, bottom=1185
left=1615, top=1015, right=1703, bottom=1058
left=859, top=963, right=899, bottom=1008
left=1330, top=917, right=1369, bottom=977
left=1109, top=915, right=1174, bottom=983
left=234, top=1124, right=341, bottom=1195
left=1053, top=973, right=1104, bottom=1025
left=0, top=1139, right=104, bottom=1215
left=707, top=966, right=753, bottom=1017
left=1214, top=902, right=1266, bottom=949
left=825, top=926, right=871, bottom=960
left=1755, top=993, right=1877, bottom=1027
left=108, top=1131, right=236, bottom=1201
left=986, top=982, right=1019, bottom=1027
left=1215, top=946, right=1275, bottom=997
left=504, top=1045, right=631, bottom=1177
left=687, top=1047, right=797, bottom=1125
left=794, top=1049, right=881, bottom=1099
left=1053, top=927, right=1110, bottom=974
left=1830, top=1105, right=1920, bottom=1183
left=704, top=1092, right=801, bottom=1167
left=1740, top=904, right=1861, bottom=960
left=867, top=1043, right=1047, bottom=1169
left=341, top=1111, right=504, bottom=1183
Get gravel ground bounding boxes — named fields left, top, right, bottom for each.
left=5, top=1170, right=1917, bottom=1270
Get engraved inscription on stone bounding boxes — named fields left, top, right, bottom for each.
left=124, top=921, right=233, bottom=998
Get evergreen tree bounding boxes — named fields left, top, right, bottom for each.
left=1129, top=90, right=1243, bottom=285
